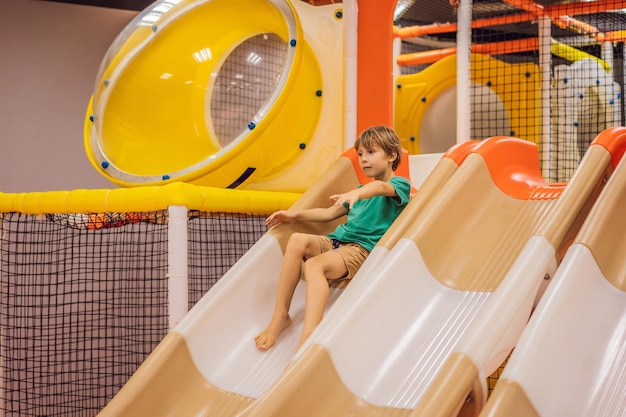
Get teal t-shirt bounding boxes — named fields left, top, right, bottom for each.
left=327, top=176, right=411, bottom=252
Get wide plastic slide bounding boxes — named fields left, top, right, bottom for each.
left=236, top=132, right=623, bottom=417
left=480, top=129, right=626, bottom=417
left=96, top=142, right=476, bottom=417
left=409, top=126, right=626, bottom=417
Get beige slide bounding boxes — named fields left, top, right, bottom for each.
left=409, top=126, right=626, bottom=417
left=236, top=128, right=626, bottom=417
left=480, top=129, right=626, bottom=417
left=96, top=141, right=477, bottom=417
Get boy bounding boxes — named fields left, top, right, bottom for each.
left=255, top=125, right=411, bottom=351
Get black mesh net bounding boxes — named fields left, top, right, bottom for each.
left=396, top=0, right=625, bottom=182
left=0, top=211, right=266, bottom=416
left=187, top=212, right=268, bottom=308
left=209, top=33, right=288, bottom=148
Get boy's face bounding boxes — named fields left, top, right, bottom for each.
left=356, top=145, right=395, bottom=179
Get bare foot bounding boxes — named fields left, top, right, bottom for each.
left=255, top=315, right=292, bottom=350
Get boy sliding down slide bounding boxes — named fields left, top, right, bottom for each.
left=256, top=125, right=411, bottom=352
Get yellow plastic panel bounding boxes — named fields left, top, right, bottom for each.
left=394, top=53, right=540, bottom=154
left=85, top=0, right=322, bottom=188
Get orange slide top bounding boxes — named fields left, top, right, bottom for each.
left=591, top=126, right=626, bottom=170
left=469, top=136, right=565, bottom=200
left=342, top=139, right=485, bottom=186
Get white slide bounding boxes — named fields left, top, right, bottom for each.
left=96, top=143, right=475, bottom=417
left=236, top=128, right=626, bottom=417
left=480, top=131, right=626, bottom=417
left=409, top=126, right=626, bottom=417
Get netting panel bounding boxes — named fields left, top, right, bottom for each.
left=187, top=212, right=267, bottom=307
left=397, top=1, right=626, bottom=183
left=0, top=211, right=267, bottom=416
left=0, top=212, right=169, bottom=416
left=549, top=41, right=624, bottom=182
left=210, top=33, right=288, bottom=147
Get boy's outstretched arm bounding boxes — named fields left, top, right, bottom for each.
left=266, top=205, right=348, bottom=228
left=329, top=180, right=397, bottom=209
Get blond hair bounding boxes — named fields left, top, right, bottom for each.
left=354, top=125, right=402, bottom=170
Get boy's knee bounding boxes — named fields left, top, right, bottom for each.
left=286, top=232, right=306, bottom=249
left=302, top=258, right=323, bottom=280
left=286, top=233, right=318, bottom=260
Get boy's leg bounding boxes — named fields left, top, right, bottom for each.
left=297, top=250, right=348, bottom=350
left=255, top=233, right=324, bottom=350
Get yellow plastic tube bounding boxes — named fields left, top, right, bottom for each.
left=85, top=0, right=323, bottom=189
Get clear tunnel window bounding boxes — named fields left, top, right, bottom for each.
left=209, top=33, right=288, bottom=147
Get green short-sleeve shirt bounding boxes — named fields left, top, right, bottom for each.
left=327, top=176, right=411, bottom=252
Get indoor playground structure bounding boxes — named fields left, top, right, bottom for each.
left=2, top=0, right=626, bottom=416
left=84, top=0, right=346, bottom=191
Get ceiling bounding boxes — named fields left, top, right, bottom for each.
left=39, top=0, right=339, bottom=11
left=41, top=0, right=154, bottom=10
left=40, top=0, right=626, bottom=44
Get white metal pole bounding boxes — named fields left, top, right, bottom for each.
left=456, top=0, right=472, bottom=143
left=167, top=205, right=188, bottom=330
left=343, top=0, right=358, bottom=149
left=601, top=41, right=617, bottom=127
left=539, top=17, right=553, bottom=181
left=601, top=41, right=614, bottom=74
left=393, top=34, right=402, bottom=117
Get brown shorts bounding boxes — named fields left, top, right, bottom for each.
left=316, top=236, right=370, bottom=279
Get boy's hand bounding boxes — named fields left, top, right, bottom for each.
left=329, top=190, right=360, bottom=209
left=265, top=210, right=296, bottom=228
